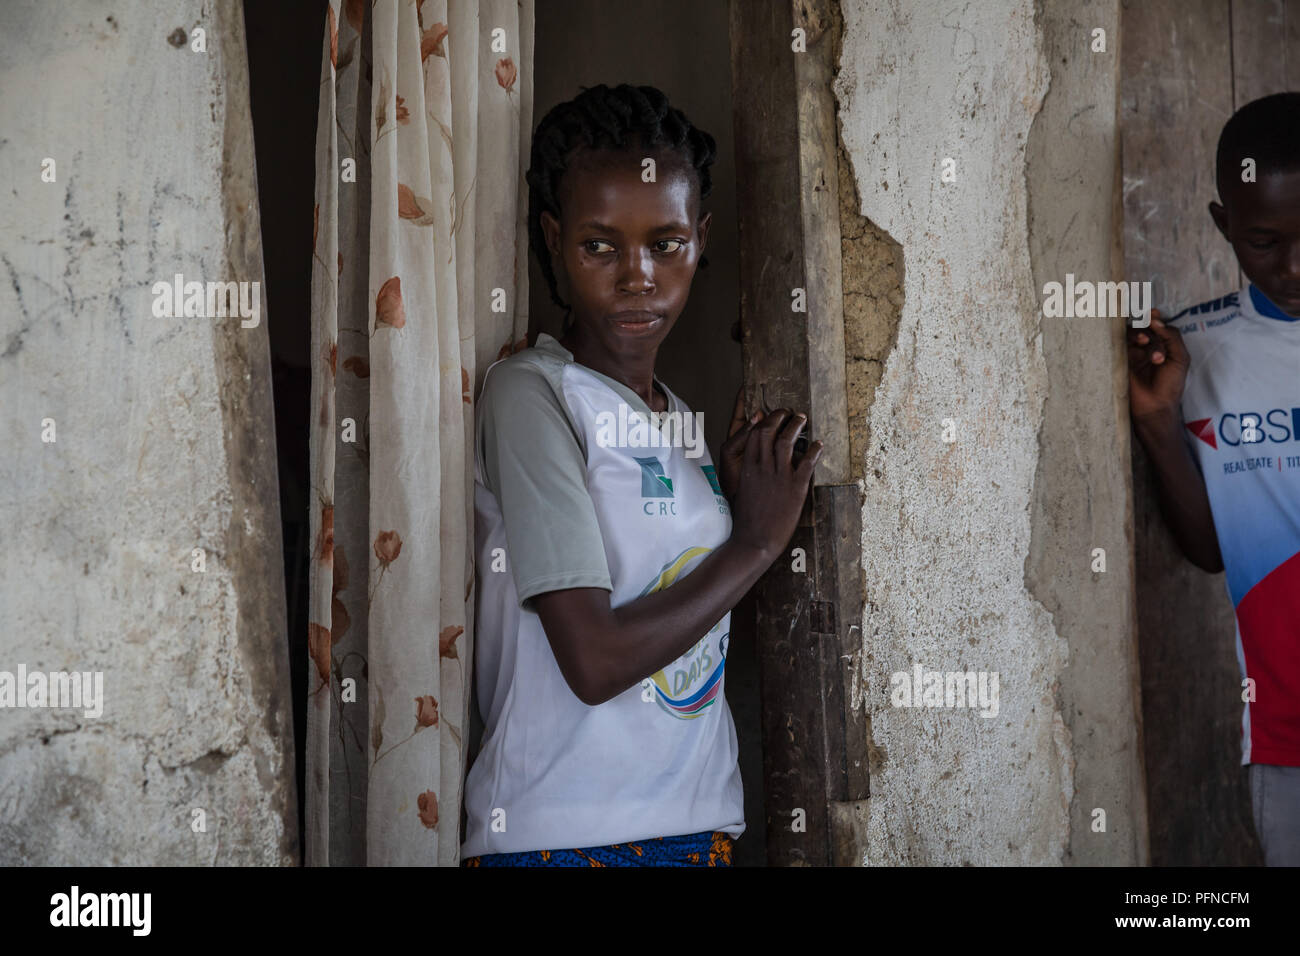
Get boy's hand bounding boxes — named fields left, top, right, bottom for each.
left=718, top=386, right=758, bottom=501
left=1127, top=309, right=1191, bottom=423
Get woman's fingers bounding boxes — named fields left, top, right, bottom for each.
left=796, top=440, right=824, bottom=483
left=757, top=409, right=791, bottom=470
left=726, top=387, right=748, bottom=438
left=776, top=412, right=807, bottom=464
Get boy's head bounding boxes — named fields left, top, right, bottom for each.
left=525, top=83, right=715, bottom=353
left=1211, top=91, right=1300, bottom=317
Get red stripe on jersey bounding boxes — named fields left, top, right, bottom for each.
left=1235, top=549, right=1300, bottom=766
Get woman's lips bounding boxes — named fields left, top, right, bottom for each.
left=609, top=311, right=664, bottom=332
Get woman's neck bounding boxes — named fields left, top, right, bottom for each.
left=560, top=328, right=666, bottom=413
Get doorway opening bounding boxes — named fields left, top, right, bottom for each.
left=247, top=0, right=876, bottom=868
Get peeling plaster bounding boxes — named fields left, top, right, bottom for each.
left=834, top=0, right=1069, bottom=865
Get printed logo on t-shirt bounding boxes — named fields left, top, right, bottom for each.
left=700, top=464, right=730, bottom=516
left=1185, top=418, right=1217, bottom=449
left=1168, top=291, right=1241, bottom=330
left=639, top=546, right=729, bottom=720
left=636, top=456, right=678, bottom=516
left=1183, top=407, right=1300, bottom=475
left=635, top=456, right=674, bottom=496
left=1185, top=408, right=1300, bottom=448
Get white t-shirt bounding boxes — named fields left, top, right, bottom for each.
left=460, top=332, right=745, bottom=857
left=1166, top=285, right=1300, bottom=766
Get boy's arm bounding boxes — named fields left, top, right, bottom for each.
left=1127, top=312, right=1225, bottom=573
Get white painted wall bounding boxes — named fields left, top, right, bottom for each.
left=0, top=0, right=295, bottom=864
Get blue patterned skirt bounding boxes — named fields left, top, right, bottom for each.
left=462, top=829, right=734, bottom=867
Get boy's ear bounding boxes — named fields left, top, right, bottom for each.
left=1208, top=200, right=1230, bottom=240
left=697, top=210, right=712, bottom=253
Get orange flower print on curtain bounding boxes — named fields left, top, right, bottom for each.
left=495, top=57, right=517, bottom=94
left=397, top=183, right=437, bottom=226
left=418, top=791, right=439, bottom=829
left=368, top=529, right=402, bottom=603
left=308, top=0, right=534, bottom=867
left=375, top=276, right=406, bottom=330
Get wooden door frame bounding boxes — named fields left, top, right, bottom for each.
left=728, top=0, right=868, bottom=866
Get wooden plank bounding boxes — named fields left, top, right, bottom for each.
left=815, top=483, right=869, bottom=867
left=729, top=0, right=812, bottom=424
left=729, top=0, right=869, bottom=868
left=753, top=515, right=828, bottom=865
left=1120, top=0, right=1261, bottom=865
left=793, top=0, right=850, bottom=485
left=1231, top=0, right=1300, bottom=106
left=820, top=484, right=868, bottom=803
left=730, top=0, right=837, bottom=867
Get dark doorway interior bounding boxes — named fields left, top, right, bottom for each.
left=244, top=0, right=326, bottom=864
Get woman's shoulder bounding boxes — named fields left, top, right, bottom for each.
left=476, top=341, right=585, bottom=439
left=480, top=341, right=567, bottom=406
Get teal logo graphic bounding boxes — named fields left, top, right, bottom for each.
left=700, top=464, right=723, bottom=495
left=634, top=456, right=674, bottom=497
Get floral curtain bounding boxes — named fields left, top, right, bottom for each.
left=307, top=0, right=533, bottom=866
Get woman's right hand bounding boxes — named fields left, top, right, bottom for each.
left=727, top=408, right=823, bottom=560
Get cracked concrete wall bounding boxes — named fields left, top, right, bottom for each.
left=834, top=0, right=1143, bottom=863
left=0, top=0, right=297, bottom=864
left=1024, top=0, right=1147, bottom=864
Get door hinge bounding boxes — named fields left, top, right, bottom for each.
left=811, top=600, right=836, bottom=634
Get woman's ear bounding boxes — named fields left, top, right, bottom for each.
left=696, top=211, right=712, bottom=270
left=541, top=210, right=562, bottom=259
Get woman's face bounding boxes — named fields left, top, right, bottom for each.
left=540, top=146, right=711, bottom=361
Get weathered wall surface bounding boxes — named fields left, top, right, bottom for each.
left=0, top=0, right=296, bottom=864
left=1025, top=0, right=1147, bottom=864
left=834, top=0, right=1144, bottom=863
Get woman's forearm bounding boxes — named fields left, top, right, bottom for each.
left=538, top=538, right=776, bottom=706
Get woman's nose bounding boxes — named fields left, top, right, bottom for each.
left=617, top=249, right=655, bottom=291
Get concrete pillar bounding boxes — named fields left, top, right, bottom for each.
left=0, top=0, right=296, bottom=864
left=834, top=0, right=1145, bottom=864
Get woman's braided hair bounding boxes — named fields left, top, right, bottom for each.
left=525, top=83, right=717, bottom=333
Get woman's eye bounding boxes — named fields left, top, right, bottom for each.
left=656, top=239, right=686, bottom=253
left=1246, top=239, right=1277, bottom=251
left=584, top=240, right=614, bottom=254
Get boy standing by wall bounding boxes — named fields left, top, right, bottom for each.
left=1128, top=92, right=1300, bottom=866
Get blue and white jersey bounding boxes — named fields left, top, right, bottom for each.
left=1165, top=285, right=1300, bottom=766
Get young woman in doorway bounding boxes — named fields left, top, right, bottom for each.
left=461, top=83, right=820, bottom=867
